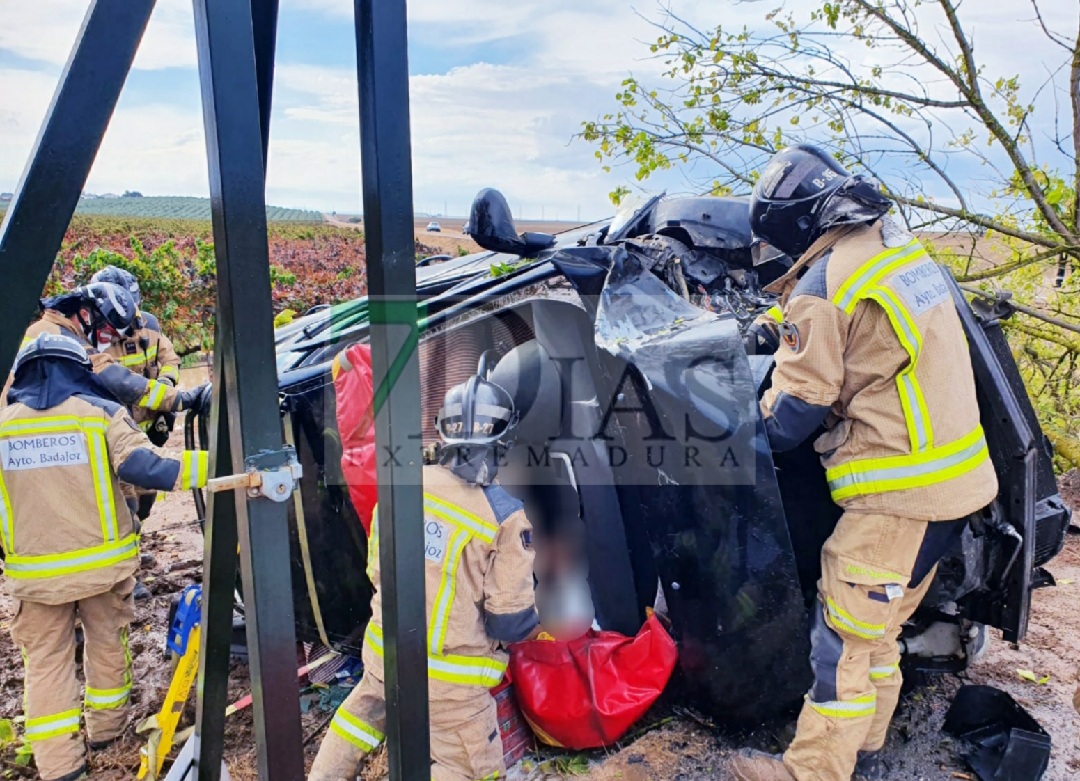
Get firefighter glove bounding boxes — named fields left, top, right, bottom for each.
left=176, top=383, right=211, bottom=414
left=743, top=321, right=780, bottom=356
left=148, top=412, right=176, bottom=447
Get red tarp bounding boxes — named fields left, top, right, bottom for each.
left=508, top=613, right=677, bottom=749
left=333, top=343, right=377, bottom=536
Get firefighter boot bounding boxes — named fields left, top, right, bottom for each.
left=47, top=766, right=89, bottom=781
left=853, top=750, right=885, bottom=781
left=729, top=749, right=797, bottom=781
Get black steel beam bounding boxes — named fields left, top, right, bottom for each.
left=250, top=0, right=280, bottom=166
left=354, top=1, right=430, bottom=780
left=0, top=0, right=155, bottom=377
left=194, top=386, right=239, bottom=781
left=192, top=2, right=303, bottom=780
left=194, top=3, right=278, bottom=776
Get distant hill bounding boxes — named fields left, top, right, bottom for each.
left=66, top=195, right=324, bottom=222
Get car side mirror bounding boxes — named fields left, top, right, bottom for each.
left=468, top=188, right=556, bottom=257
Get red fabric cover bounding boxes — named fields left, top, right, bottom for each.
left=333, top=343, right=377, bottom=536
left=507, top=613, right=677, bottom=749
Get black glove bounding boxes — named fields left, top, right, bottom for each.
left=743, top=322, right=780, bottom=356
left=176, top=383, right=211, bottom=414
left=196, top=383, right=213, bottom=415
left=147, top=412, right=176, bottom=447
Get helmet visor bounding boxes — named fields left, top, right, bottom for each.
left=750, top=237, right=788, bottom=267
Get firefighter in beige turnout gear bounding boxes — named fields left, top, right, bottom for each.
left=0, top=333, right=209, bottom=781
left=91, top=267, right=183, bottom=525
left=730, top=146, right=998, bottom=781
left=310, top=361, right=540, bottom=781
left=2, top=283, right=204, bottom=419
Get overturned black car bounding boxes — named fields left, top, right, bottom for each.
left=194, top=188, right=1070, bottom=726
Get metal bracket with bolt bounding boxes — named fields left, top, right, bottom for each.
left=205, top=447, right=303, bottom=503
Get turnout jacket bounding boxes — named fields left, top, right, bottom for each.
left=0, top=394, right=208, bottom=604
left=2, top=311, right=182, bottom=414
left=101, top=310, right=181, bottom=430
left=363, top=464, right=538, bottom=690
left=760, top=220, right=998, bottom=521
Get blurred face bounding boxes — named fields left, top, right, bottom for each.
left=77, top=307, right=122, bottom=348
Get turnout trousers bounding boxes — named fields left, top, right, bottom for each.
left=9, top=577, right=135, bottom=781
left=309, top=670, right=504, bottom=781
left=782, top=512, right=967, bottom=781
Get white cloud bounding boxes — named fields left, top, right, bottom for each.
left=85, top=102, right=208, bottom=196
left=0, top=0, right=196, bottom=70
left=269, top=60, right=624, bottom=216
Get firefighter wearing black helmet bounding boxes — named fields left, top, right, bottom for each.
left=2, top=282, right=205, bottom=418
left=90, top=266, right=183, bottom=526
left=730, top=145, right=998, bottom=781
left=0, top=333, right=209, bottom=781
left=311, top=356, right=541, bottom=781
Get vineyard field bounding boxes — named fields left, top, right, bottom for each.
left=25, top=214, right=440, bottom=356
left=52, top=196, right=326, bottom=222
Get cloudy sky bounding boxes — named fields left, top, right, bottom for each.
left=0, top=0, right=1076, bottom=220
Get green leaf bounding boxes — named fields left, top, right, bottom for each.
left=0, top=719, right=14, bottom=747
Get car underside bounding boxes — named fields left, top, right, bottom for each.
left=189, top=189, right=1070, bottom=725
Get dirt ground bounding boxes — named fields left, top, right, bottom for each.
left=1, top=442, right=1078, bottom=779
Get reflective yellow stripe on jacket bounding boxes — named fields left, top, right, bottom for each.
left=423, top=493, right=497, bottom=656
left=0, top=416, right=120, bottom=545
left=0, top=470, right=13, bottom=556
left=365, top=495, right=507, bottom=687
left=826, top=426, right=989, bottom=502
left=364, top=623, right=507, bottom=688
left=180, top=451, right=209, bottom=490
left=826, top=240, right=989, bottom=501
left=118, top=345, right=158, bottom=367
left=139, top=380, right=170, bottom=411
left=4, top=534, right=139, bottom=579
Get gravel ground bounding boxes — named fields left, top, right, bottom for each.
left=1, top=446, right=1078, bottom=779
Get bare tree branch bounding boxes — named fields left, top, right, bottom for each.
left=893, top=196, right=1071, bottom=251
left=956, top=245, right=1080, bottom=282
left=1072, top=16, right=1080, bottom=233
left=1029, top=0, right=1074, bottom=51
left=848, top=0, right=1079, bottom=243
left=939, top=0, right=1080, bottom=242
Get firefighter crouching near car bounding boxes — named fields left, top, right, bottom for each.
left=310, top=360, right=542, bottom=781
left=2, top=282, right=205, bottom=420
left=730, top=145, right=999, bottom=781
left=0, top=333, right=209, bottom=781
left=90, top=266, right=182, bottom=525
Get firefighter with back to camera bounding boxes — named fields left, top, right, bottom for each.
left=729, top=145, right=998, bottom=781
left=89, top=266, right=183, bottom=526
left=309, top=356, right=542, bottom=781
left=0, top=333, right=210, bottom=781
